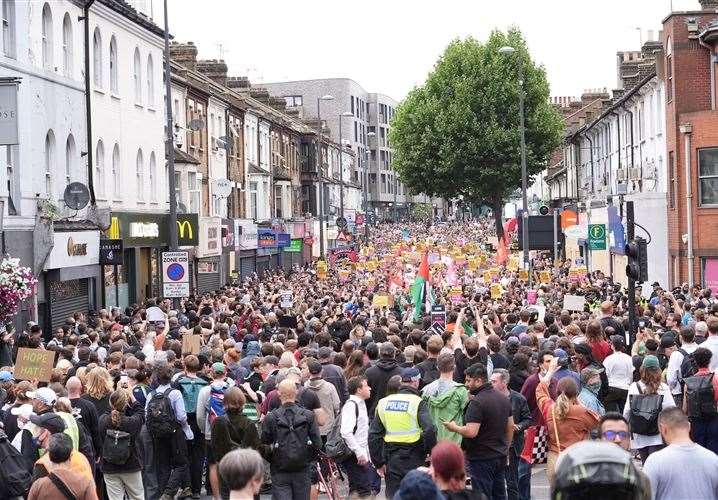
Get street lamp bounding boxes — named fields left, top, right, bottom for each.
left=316, top=94, right=334, bottom=260
left=365, top=131, right=376, bottom=242
left=499, top=45, right=531, bottom=288
left=338, top=111, right=353, bottom=220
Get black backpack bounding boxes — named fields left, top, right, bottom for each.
left=102, top=428, right=132, bottom=465
left=684, top=373, right=718, bottom=419
left=629, top=383, right=663, bottom=436
left=0, top=430, right=31, bottom=498
left=271, top=406, right=317, bottom=472
left=146, top=388, right=177, bottom=438
left=679, top=349, right=699, bottom=380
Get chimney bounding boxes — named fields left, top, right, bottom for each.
left=226, top=76, right=251, bottom=90
left=700, top=0, right=718, bottom=10
left=196, top=59, right=228, bottom=86
left=170, top=41, right=198, bottom=71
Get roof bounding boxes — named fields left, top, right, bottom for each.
left=97, top=0, right=165, bottom=38
left=272, top=166, right=291, bottom=181
left=172, top=147, right=200, bottom=165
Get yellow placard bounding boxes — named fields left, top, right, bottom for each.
left=540, top=271, right=551, bottom=284
left=490, top=283, right=502, bottom=299
left=468, top=257, right=478, bottom=271
left=372, top=295, right=390, bottom=308
left=508, top=256, right=519, bottom=272
left=483, top=270, right=492, bottom=283
left=518, top=269, right=529, bottom=281
left=490, top=267, right=500, bottom=279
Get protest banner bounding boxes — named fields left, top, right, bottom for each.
left=490, top=283, right=502, bottom=299
left=280, top=290, right=294, bottom=309
left=540, top=271, right=551, bottom=284
left=518, top=269, right=529, bottom=281
left=14, top=348, right=55, bottom=382
left=372, top=295, right=390, bottom=308
left=563, top=294, right=587, bottom=311
left=182, top=334, right=201, bottom=355
left=449, top=287, right=463, bottom=304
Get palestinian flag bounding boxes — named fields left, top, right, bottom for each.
left=411, top=252, right=434, bottom=321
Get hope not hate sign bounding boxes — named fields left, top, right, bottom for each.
left=15, top=348, right=55, bottom=382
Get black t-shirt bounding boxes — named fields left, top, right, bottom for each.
left=268, top=385, right=321, bottom=413
left=490, top=352, right=510, bottom=370
left=461, top=383, right=512, bottom=461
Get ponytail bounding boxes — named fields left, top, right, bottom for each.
left=554, top=393, right=571, bottom=420
left=109, top=389, right=128, bottom=427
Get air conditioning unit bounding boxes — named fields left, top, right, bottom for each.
left=616, top=168, right=627, bottom=181
left=629, top=167, right=641, bottom=180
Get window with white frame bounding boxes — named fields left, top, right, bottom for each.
left=62, top=13, right=72, bottom=77
left=112, top=143, right=120, bottom=200
left=41, top=3, right=52, bottom=69
left=146, top=54, right=154, bottom=107
left=149, top=152, right=157, bottom=201
left=136, top=149, right=144, bottom=201
left=109, top=36, right=118, bottom=93
left=65, top=134, right=75, bottom=186
left=249, top=181, right=258, bottom=219
left=95, top=139, right=104, bottom=198
left=2, top=0, right=15, bottom=58
left=92, top=28, right=102, bottom=87
left=45, top=130, right=55, bottom=198
left=275, top=184, right=282, bottom=219
left=173, top=170, right=181, bottom=205
left=5, top=145, right=15, bottom=215
left=699, top=148, right=718, bottom=206
left=188, top=171, right=200, bottom=213
left=133, top=47, right=142, bottom=104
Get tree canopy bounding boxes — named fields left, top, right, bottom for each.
left=390, top=28, right=563, bottom=237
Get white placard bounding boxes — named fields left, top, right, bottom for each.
left=146, top=306, right=166, bottom=322
left=280, top=290, right=293, bottom=309
left=563, top=294, right=586, bottom=311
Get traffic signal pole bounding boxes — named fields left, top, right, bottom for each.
left=626, top=201, right=636, bottom=346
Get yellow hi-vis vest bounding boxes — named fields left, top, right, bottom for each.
left=376, top=393, right=422, bottom=444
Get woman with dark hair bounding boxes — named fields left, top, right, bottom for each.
left=585, top=319, right=612, bottom=363
left=537, top=358, right=600, bottom=482
left=622, top=355, right=675, bottom=463
left=508, top=352, right=530, bottom=393
left=344, top=350, right=366, bottom=380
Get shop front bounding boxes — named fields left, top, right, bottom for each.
left=257, top=229, right=278, bottom=274
left=43, top=229, right=101, bottom=331
left=221, top=218, right=235, bottom=285
left=236, top=219, right=258, bottom=280
left=196, top=217, right=222, bottom=295
left=282, top=238, right=304, bottom=270
left=105, top=212, right=198, bottom=306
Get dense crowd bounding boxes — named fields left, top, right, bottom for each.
left=0, top=221, right=718, bottom=500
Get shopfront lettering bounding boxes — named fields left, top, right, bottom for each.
left=129, top=222, right=160, bottom=238
left=66, top=237, right=87, bottom=256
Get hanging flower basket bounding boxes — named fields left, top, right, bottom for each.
left=0, top=257, right=37, bottom=324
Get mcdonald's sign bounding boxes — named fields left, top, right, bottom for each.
left=108, top=212, right=198, bottom=247
left=177, top=215, right=198, bottom=246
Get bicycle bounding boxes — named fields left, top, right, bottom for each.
left=315, top=451, right=350, bottom=499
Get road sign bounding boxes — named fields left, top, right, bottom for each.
left=162, top=251, right=189, bottom=298
left=588, top=224, right=607, bottom=250
left=336, top=216, right=347, bottom=228
left=355, top=213, right=365, bottom=226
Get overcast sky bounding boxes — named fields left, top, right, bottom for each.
left=160, top=0, right=696, bottom=102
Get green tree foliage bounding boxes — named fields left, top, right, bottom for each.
left=390, top=28, right=563, bottom=238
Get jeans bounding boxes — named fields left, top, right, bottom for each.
left=343, top=455, right=372, bottom=498
left=506, top=448, right=519, bottom=500
left=384, top=445, right=426, bottom=498
left=691, top=416, right=718, bottom=455
left=517, top=458, right=531, bottom=500
left=155, top=431, right=189, bottom=497
left=271, top=469, right=311, bottom=500
left=467, top=457, right=507, bottom=500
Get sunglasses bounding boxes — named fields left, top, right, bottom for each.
left=602, top=430, right=629, bottom=440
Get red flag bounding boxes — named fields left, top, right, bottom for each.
left=417, top=252, right=430, bottom=281
left=496, top=237, right=508, bottom=265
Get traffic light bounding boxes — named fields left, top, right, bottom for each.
left=625, top=237, right=648, bottom=283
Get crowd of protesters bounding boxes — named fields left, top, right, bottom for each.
left=0, top=220, right=716, bottom=500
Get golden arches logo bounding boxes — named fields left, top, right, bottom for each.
left=107, top=217, right=120, bottom=239
left=177, top=220, right=193, bottom=240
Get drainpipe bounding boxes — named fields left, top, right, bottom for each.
left=699, top=38, right=715, bottom=111
left=586, top=134, right=595, bottom=193
left=611, top=112, right=621, bottom=193
left=81, top=0, right=97, bottom=205
left=680, top=123, right=694, bottom=287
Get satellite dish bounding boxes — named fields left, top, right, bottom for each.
left=188, top=119, right=204, bottom=131
left=63, top=182, right=90, bottom=210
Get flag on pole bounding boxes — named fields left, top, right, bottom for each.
left=496, top=236, right=508, bottom=265
left=411, top=252, right=433, bottom=321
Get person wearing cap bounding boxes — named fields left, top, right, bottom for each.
left=551, top=348, right=580, bottom=388
left=30, top=412, right=93, bottom=483
left=28, top=433, right=98, bottom=500
left=603, top=335, right=635, bottom=413
left=573, top=343, right=609, bottom=403
left=368, top=365, right=436, bottom=498
left=195, top=361, right=234, bottom=500
left=364, top=342, right=402, bottom=419
left=622, top=355, right=676, bottom=463
left=577, top=366, right=605, bottom=415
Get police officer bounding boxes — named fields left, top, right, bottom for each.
left=368, top=366, right=437, bottom=498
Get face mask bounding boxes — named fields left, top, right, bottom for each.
left=587, top=382, right=601, bottom=394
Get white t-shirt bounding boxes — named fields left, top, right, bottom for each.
left=644, top=442, right=718, bottom=500
left=622, top=381, right=675, bottom=449
left=603, top=351, right=634, bottom=391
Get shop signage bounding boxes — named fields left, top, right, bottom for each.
left=284, top=239, right=302, bottom=253
left=109, top=213, right=198, bottom=247
left=236, top=219, right=258, bottom=250
left=277, top=233, right=291, bottom=248
left=99, top=239, right=123, bottom=265
left=162, top=251, right=189, bottom=298
left=197, top=217, right=222, bottom=258
left=588, top=224, right=606, bottom=250
left=258, top=229, right=277, bottom=248
left=0, top=82, right=19, bottom=145
left=706, top=259, right=718, bottom=297
left=44, top=231, right=100, bottom=270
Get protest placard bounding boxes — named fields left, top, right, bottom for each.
left=280, top=290, right=294, bottom=309
left=490, top=283, right=502, bottom=299
left=182, top=334, right=201, bottom=355
left=563, top=294, right=587, bottom=311
left=372, top=295, right=390, bottom=308
left=519, top=269, right=529, bottom=281
left=540, top=271, right=551, bottom=284
left=14, top=348, right=55, bottom=382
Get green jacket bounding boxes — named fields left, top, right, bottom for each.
left=421, top=379, right=468, bottom=444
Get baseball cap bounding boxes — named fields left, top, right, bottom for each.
left=27, top=387, right=57, bottom=407
left=29, top=412, right=66, bottom=434
left=642, top=355, right=660, bottom=370
left=211, top=362, right=226, bottom=375
left=401, top=367, right=421, bottom=383
left=0, top=370, right=14, bottom=382
left=553, top=348, right=569, bottom=360
left=660, top=336, right=676, bottom=349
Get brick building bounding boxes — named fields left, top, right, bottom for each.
left=663, top=0, right=718, bottom=288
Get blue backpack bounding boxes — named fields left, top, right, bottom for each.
left=207, top=385, right=227, bottom=425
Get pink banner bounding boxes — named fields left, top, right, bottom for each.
left=705, top=258, right=718, bottom=297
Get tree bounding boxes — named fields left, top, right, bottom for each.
left=390, top=28, right=563, bottom=239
